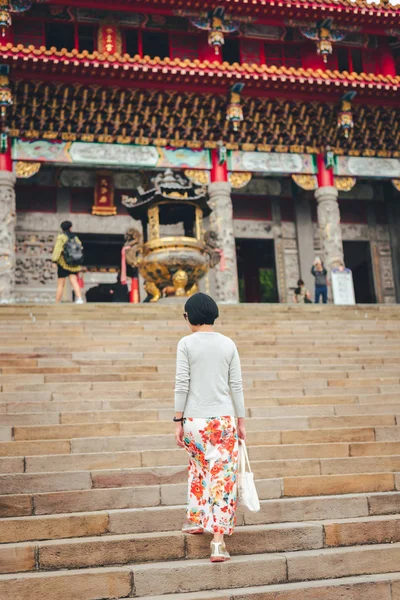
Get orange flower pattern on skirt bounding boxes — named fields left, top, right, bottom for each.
left=183, top=416, right=238, bottom=535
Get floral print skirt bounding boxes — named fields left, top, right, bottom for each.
left=183, top=416, right=239, bottom=535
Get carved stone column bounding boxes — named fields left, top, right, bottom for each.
left=0, top=171, right=16, bottom=303
left=315, top=186, right=344, bottom=269
left=208, top=181, right=239, bottom=303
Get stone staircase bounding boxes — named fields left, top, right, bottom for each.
left=1, top=303, right=400, bottom=599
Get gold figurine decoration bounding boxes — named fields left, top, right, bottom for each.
left=122, top=169, right=221, bottom=302
left=226, top=83, right=245, bottom=132
left=300, top=19, right=346, bottom=63
left=338, top=92, right=356, bottom=139
left=189, top=7, right=240, bottom=56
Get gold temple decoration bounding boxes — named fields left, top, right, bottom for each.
left=392, top=180, right=400, bottom=192
left=335, top=176, right=356, bottom=192
left=195, top=207, right=203, bottom=241
left=190, top=7, right=239, bottom=56
left=0, top=66, right=12, bottom=118
left=300, top=19, right=346, bottom=64
left=15, top=161, right=41, bottom=179
left=184, top=169, right=210, bottom=186
left=122, top=169, right=221, bottom=302
left=292, top=174, right=318, bottom=191
left=229, top=172, right=252, bottom=189
left=147, top=205, right=160, bottom=241
left=0, top=0, right=11, bottom=37
left=338, top=92, right=356, bottom=139
left=226, top=83, right=244, bottom=132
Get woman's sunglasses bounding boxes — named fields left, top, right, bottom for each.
left=183, top=313, right=188, bottom=321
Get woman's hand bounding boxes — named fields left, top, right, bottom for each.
left=237, top=418, right=246, bottom=441
left=175, top=422, right=184, bottom=448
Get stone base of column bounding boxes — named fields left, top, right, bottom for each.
left=0, top=171, right=16, bottom=304
left=208, top=181, right=239, bottom=304
left=315, top=185, right=344, bottom=270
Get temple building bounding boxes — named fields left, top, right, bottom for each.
left=0, top=0, right=400, bottom=303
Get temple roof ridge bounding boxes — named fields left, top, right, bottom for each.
left=2, top=43, right=399, bottom=94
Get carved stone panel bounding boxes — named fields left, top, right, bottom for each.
left=284, top=246, right=300, bottom=300
left=0, top=172, right=17, bottom=303
left=15, top=232, right=56, bottom=289
left=233, top=220, right=274, bottom=239
left=341, top=224, right=369, bottom=241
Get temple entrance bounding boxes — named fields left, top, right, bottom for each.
left=236, top=239, right=279, bottom=303
left=343, top=241, right=376, bottom=304
left=79, top=233, right=124, bottom=270
left=78, top=233, right=126, bottom=302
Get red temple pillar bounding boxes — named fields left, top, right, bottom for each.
left=316, top=153, right=334, bottom=188
left=379, top=39, right=396, bottom=78
left=315, top=152, right=344, bottom=270
left=130, top=277, right=140, bottom=304
left=210, top=148, right=228, bottom=183
left=0, top=137, right=12, bottom=172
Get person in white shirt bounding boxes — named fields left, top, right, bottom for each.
left=174, top=293, right=246, bottom=563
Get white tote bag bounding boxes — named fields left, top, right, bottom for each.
left=238, top=440, right=260, bottom=512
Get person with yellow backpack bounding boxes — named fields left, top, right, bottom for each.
left=51, top=221, right=84, bottom=304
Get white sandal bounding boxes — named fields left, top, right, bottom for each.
left=210, top=541, right=230, bottom=563
left=182, top=522, right=204, bottom=535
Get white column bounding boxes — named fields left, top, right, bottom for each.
left=0, top=171, right=16, bottom=303
left=315, top=185, right=344, bottom=269
left=208, top=181, right=239, bottom=303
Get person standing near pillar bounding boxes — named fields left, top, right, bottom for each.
left=311, top=257, right=328, bottom=304
left=208, top=147, right=239, bottom=304
left=51, top=221, right=84, bottom=304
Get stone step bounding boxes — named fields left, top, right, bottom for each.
left=4, top=514, right=400, bottom=574
left=129, top=572, right=400, bottom=600
left=0, top=391, right=384, bottom=409
left=3, top=543, right=400, bottom=599
left=9, top=424, right=384, bottom=446
left=12, top=415, right=399, bottom=441
left=0, top=467, right=398, bottom=521
left=2, top=470, right=396, bottom=518
left=1, top=440, right=397, bottom=472
left=3, top=400, right=400, bottom=419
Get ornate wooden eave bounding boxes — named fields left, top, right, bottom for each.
left=34, top=0, right=400, bottom=23
left=1, top=44, right=399, bottom=102
left=8, top=80, right=400, bottom=158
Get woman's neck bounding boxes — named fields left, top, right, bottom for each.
left=193, top=324, right=214, bottom=333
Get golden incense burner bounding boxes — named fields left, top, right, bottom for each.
left=123, top=169, right=220, bottom=302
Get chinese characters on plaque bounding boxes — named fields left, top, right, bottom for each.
left=92, top=172, right=117, bottom=216
left=98, top=23, right=122, bottom=55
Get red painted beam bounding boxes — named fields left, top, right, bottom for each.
left=31, top=0, right=400, bottom=25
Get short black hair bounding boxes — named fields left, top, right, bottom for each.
left=184, top=293, right=219, bottom=326
left=61, top=221, right=72, bottom=232
left=297, top=279, right=304, bottom=286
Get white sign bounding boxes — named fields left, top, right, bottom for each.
left=332, top=269, right=356, bottom=305
left=336, top=156, right=400, bottom=179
